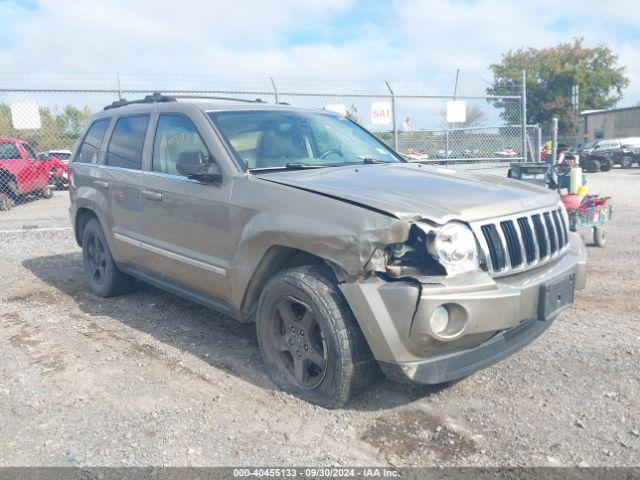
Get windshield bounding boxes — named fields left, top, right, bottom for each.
left=207, top=110, right=402, bottom=171
left=580, top=140, right=597, bottom=149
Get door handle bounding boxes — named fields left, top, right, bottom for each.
left=142, top=189, right=163, bottom=201
left=93, top=180, right=110, bottom=189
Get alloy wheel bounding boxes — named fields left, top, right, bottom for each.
left=86, top=233, right=107, bottom=284
left=266, top=295, right=328, bottom=389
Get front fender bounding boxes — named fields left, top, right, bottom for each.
left=227, top=177, right=411, bottom=309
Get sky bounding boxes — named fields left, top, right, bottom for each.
left=0, top=0, right=639, bottom=112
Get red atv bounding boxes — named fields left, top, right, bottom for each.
left=0, top=138, right=52, bottom=210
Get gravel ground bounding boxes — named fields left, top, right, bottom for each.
left=0, top=170, right=638, bottom=467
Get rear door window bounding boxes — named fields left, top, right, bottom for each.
left=106, top=115, right=150, bottom=170
left=77, top=119, right=111, bottom=164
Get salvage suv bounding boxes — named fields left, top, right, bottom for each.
left=69, top=94, right=587, bottom=408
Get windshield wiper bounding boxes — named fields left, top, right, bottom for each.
left=357, top=156, right=392, bottom=164
left=284, top=162, right=323, bottom=169
left=249, top=162, right=327, bottom=173
left=251, top=161, right=364, bottom=173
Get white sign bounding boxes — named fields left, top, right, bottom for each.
left=446, top=100, right=467, bottom=123
left=370, top=101, right=392, bottom=125
left=10, top=102, right=42, bottom=130
left=324, top=104, right=347, bottom=116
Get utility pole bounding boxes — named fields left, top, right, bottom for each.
left=116, top=72, right=122, bottom=101
left=521, top=70, right=528, bottom=162
left=446, top=69, right=460, bottom=156
left=385, top=81, right=398, bottom=152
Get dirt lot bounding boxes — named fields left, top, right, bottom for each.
left=0, top=170, right=638, bottom=467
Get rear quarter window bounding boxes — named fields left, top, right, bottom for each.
left=77, top=119, right=111, bottom=164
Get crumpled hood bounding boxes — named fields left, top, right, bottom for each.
left=259, top=162, right=559, bottom=223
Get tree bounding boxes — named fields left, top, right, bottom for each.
left=0, top=103, right=93, bottom=150
left=345, top=104, right=360, bottom=123
left=487, top=38, right=629, bottom=135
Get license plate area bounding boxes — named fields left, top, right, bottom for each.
left=538, top=273, right=575, bottom=321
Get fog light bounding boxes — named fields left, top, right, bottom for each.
left=430, top=306, right=449, bottom=335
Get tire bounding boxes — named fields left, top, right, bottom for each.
left=621, top=156, right=633, bottom=169
left=1, top=178, right=19, bottom=200
left=256, top=265, right=378, bottom=408
left=583, top=159, right=600, bottom=173
left=36, top=186, right=53, bottom=199
left=82, top=218, right=135, bottom=297
left=0, top=192, right=14, bottom=211
left=600, top=159, right=612, bottom=172
left=593, top=227, right=607, bottom=247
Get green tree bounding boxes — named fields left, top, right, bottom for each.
left=487, top=38, right=629, bottom=135
left=0, top=103, right=92, bottom=150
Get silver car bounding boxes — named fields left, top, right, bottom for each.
left=69, top=94, right=587, bottom=408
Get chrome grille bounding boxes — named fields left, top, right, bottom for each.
left=472, top=205, right=570, bottom=276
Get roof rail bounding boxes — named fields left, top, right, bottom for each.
left=170, top=95, right=267, bottom=104
left=103, top=92, right=176, bottom=110
left=103, top=92, right=268, bottom=110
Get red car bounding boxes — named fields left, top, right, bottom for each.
left=38, top=149, right=72, bottom=189
left=0, top=138, right=52, bottom=210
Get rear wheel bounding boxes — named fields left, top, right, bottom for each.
left=0, top=192, right=14, bottom=211
left=583, top=158, right=600, bottom=173
left=593, top=227, right=607, bottom=247
left=600, top=159, right=612, bottom=172
left=256, top=266, right=377, bottom=408
left=1, top=178, right=19, bottom=200
left=82, top=218, right=135, bottom=297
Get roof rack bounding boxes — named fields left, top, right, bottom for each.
left=103, top=92, right=175, bottom=110
left=103, top=92, right=267, bottom=110
left=171, top=95, right=267, bottom=104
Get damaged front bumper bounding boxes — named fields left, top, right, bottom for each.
left=339, top=232, right=587, bottom=384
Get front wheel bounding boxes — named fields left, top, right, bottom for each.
left=82, top=218, right=135, bottom=297
left=621, top=156, right=633, bottom=169
left=54, top=177, right=66, bottom=190
left=256, top=266, right=377, bottom=408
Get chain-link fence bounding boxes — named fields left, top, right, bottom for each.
left=0, top=73, right=530, bottom=211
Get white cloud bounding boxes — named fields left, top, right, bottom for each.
left=0, top=0, right=638, bottom=104
left=393, top=0, right=640, bottom=102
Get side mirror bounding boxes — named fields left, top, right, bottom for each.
left=176, top=150, right=221, bottom=182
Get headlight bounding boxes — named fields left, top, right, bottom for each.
left=426, top=222, right=478, bottom=275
